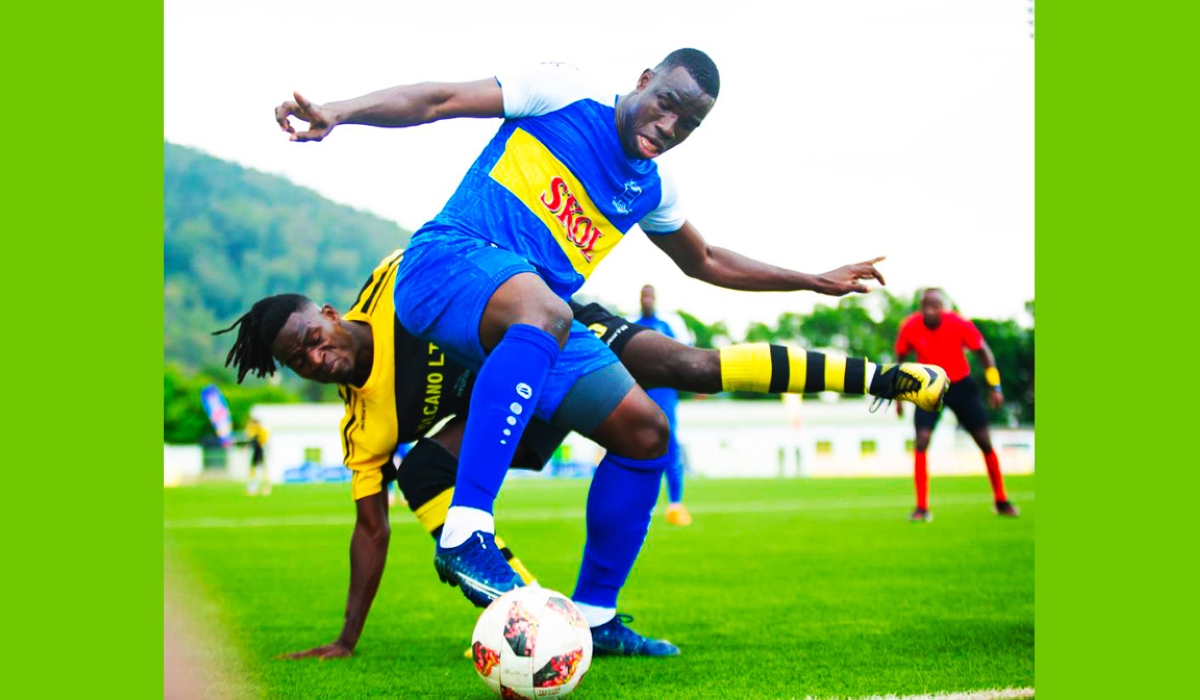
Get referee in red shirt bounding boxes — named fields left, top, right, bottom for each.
left=895, top=288, right=1019, bottom=522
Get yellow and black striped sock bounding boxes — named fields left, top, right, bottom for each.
left=413, top=486, right=455, bottom=537
left=493, top=535, right=537, bottom=585
left=718, top=343, right=880, bottom=395
left=412, top=487, right=537, bottom=585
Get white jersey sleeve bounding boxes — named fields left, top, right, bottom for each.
left=498, top=62, right=612, bottom=118
left=638, top=164, right=687, bottom=234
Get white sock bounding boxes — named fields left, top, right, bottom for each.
left=573, top=602, right=616, bottom=628
left=439, top=506, right=495, bottom=548
left=866, top=361, right=880, bottom=393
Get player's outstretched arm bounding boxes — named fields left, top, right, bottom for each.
left=275, top=78, right=504, bottom=142
left=973, top=339, right=1005, bottom=410
left=281, top=491, right=391, bottom=660
left=649, top=221, right=885, bottom=296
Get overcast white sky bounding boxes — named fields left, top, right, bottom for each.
left=165, top=0, right=1033, bottom=336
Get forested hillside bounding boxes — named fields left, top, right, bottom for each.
left=165, top=142, right=412, bottom=375
left=164, top=143, right=412, bottom=440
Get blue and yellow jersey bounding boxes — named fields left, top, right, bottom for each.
left=423, top=63, right=687, bottom=300
left=339, top=250, right=476, bottom=500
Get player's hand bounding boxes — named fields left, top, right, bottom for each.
left=275, top=92, right=338, bottom=142
left=987, top=390, right=1004, bottom=410
left=280, top=640, right=354, bottom=660
left=814, top=256, right=886, bottom=296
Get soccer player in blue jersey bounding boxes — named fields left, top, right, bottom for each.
left=273, top=49, right=942, bottom=650
left=631, top=285, right=693, bottom=526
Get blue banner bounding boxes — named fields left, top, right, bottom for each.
left=200, top=384, right=233, bottom=447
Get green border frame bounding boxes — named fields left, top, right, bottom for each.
left=15, top=0, right=1193, bottom=695
left=8, top=2, right=162, bottom=696
left=1037, top=1, right=1194, bottom=696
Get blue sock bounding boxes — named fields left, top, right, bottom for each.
left=663, top=410, right=684, bottom=504
left=665, top=433, right=684, bottom=504
left=450, top=323, right=560, bottom=512
left=573, top=445, right=676, bottom=609
left=650, top=391, right=683, bottom=504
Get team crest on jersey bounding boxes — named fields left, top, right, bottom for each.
left=611, top=180, right=643, bottom=215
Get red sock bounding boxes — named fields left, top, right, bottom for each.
left=914, top=451, right=928, bottom=510
left=984, top=450, right=1008, bottom=502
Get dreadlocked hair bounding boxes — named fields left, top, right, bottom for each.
left=213, top=294, right=312, bottom=383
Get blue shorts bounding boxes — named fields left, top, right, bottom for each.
left=394, top=231, right=536, bottom=369
left=394, top=229, right=621, bottom=422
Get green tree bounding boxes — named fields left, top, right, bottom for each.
left=972, top=317, right=1035, bottom=425
left=676, top=311, right=731, bottom=349
left=164, top=141, right=413, bottom=383
left=792, top=291, right=906, bottom=363
left=163, top=141, right=416, bottom=441
left=164, top=363, right=300, bottom=444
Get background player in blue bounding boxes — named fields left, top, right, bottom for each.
left=632, top=284, right=693, bottom=527
left=274, top=49, right=904, bottom=634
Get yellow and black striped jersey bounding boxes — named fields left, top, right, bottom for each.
left=339, top=249, right=475, bottom=500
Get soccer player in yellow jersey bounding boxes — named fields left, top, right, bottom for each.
left=244, top=418, right=270, bottom=496
left=216, top=250, right=947, bottom=659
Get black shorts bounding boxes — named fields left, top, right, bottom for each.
left=914, top=375, right=990, bottom=431
left=504, top=302, right=652, bottom=469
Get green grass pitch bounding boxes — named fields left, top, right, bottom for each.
left=164, top=474, right=1034, bottom=699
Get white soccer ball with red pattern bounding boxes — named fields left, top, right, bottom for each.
left=470, top=586, right=593, bottom=698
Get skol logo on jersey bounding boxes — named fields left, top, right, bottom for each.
left=540, top=176, right=603, bottom=262
left=490, top=128, right=625, bottom=278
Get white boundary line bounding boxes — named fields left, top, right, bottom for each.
left=164, top=491, right=1033, bottom=529
left=802, top=688, right=1034, bottom=700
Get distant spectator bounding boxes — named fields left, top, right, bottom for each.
left=245, top=418, right=271, bottom=496
left=632, top=285, right=693, bottom=527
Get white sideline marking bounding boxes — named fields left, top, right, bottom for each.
left=802, top=688, right=1034, bottom=700
left=164, top=492, right=1033, bottom=529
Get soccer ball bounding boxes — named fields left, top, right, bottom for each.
left=470, top=586, right=593, bottom=698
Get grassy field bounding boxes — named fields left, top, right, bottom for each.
left=164, top=474, right=1034, bottom=699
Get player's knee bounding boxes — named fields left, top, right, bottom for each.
left=517, top=297, right=572, bottom=346
left=395, top=438, right=458, bottom=503
left=622, top=407, right=671, bottom=460
left=485, top=277, right=574, bottom=349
